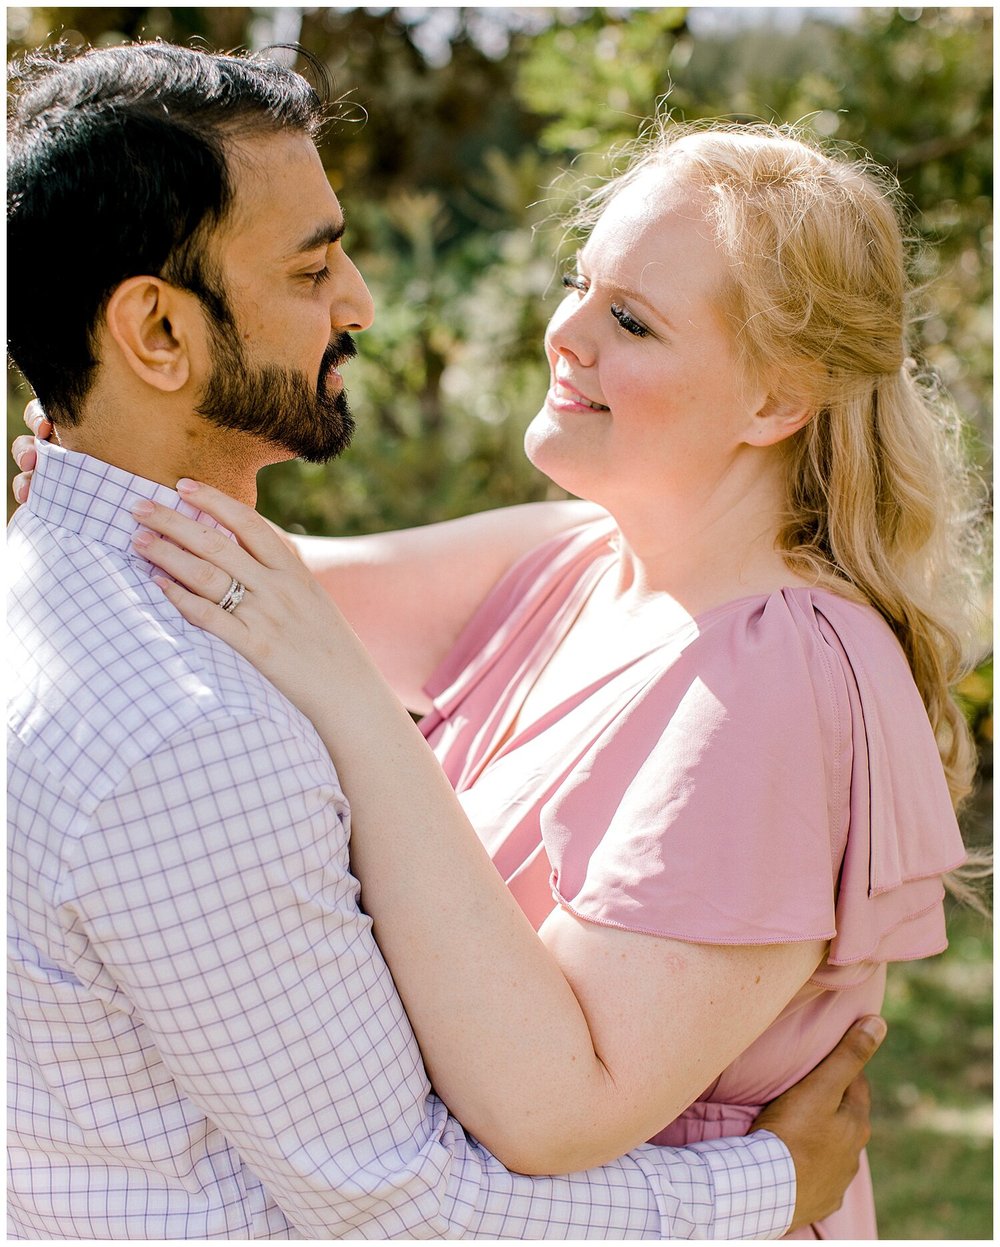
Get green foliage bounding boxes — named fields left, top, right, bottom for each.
left=6, top=12, right=992, bottom=1234
left=7, top=6, right=992, bottom=527
left=956, top=658, right=993, bottom=760
left=516, top=8, right=691, bottom=155
left=868, top=904, right=993, bottom=1238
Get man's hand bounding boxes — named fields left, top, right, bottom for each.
left=11, top=398, right=52, bottom=504
left=754, top=1015, right=886, bottom=1232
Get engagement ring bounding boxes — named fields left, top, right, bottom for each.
left=217, top=578, right=246, bottom=614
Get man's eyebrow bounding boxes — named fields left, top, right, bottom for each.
left=290, top=218, right=347, bottom=257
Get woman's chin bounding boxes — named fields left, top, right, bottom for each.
left=523, top=415, right=593, bottom=499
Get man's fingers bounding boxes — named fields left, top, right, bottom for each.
left=841, top=1072, right=873, bottom=1146
left=839, top=1015, right=888, bottom=1066
left=841, top=1071, right=872, bottom=1115
left=812, top=1016, right=887, bottom=1094
left=841, top=1074, right=873, bottom=1149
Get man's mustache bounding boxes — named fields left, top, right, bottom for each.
left=323, top=332, right=358, bottom=374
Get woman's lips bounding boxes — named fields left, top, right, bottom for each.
left=547, top=379, right=610, bottom=412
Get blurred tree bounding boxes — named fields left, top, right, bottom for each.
left=5, top=9, right=992, bottom=1238
left=7, top=6, right=992, bottom=519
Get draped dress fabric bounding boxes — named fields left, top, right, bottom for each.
left=420, top=520, right=966, bottom=1240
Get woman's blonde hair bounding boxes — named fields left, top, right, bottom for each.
left=573, top=121, right=987, bottom=832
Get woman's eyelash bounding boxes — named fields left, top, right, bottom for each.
left=610, top=303, right=649, bottom=338
left=562, top=273, right=650, bottom=338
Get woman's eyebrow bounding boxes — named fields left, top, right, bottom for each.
left=617, top=284, right=675, bottom=330
left=576, top=252, right=676, bottom=331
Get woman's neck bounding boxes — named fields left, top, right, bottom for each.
left=601, top=458, right=809, bottom=617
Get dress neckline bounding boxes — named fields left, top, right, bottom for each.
left=444, top=519, right=867, bottom=790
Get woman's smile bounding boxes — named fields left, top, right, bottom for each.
left=547, top=377, right=611, bottom=413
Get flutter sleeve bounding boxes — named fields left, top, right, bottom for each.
left=541, top=589, right=966, bottom=982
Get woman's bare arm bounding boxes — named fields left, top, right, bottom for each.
left=132, top=484, right=827, bottom=1176
left=291, top=500, right=604, bottom=712
left=291, top=622, right=826, bottom=1173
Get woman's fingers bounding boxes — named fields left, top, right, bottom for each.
left=24, top=399, right=52, bottom=439
left=154, top=573, right=250, bottom=645
left=130, top=500, right=260, bottom=591
left=12, top=435, right=37, bottom=505
left=132, top=530, right=241, bottom=606
left=175, top=479, right=294, bottom=568
left=12, top=401, right=51, bottom=505
left=12, top=472, right=32, bottom=505
left=12, top=436, right=36, bottom=471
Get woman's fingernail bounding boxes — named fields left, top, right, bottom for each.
left=132, top=530, right=154, bottom=549
left=13, top=480, right=28, bottom=504
left=176, top=478, right=198, bottom=495
left=131, top=500, right=155, bottom=519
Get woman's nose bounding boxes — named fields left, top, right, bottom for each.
left=546, top=295, right=596, bottom=369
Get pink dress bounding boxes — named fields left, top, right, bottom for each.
left=420, top=520, right=966, bottom=1239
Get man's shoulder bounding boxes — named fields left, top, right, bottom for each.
left=8, top=519, right=330, bottom=812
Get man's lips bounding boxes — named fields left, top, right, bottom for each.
left=324, top=362, right=344, bottom=391
left=320, top=332, right=358, bottom=393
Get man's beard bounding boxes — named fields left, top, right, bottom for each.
left=196, top=326, right=358, bottom=464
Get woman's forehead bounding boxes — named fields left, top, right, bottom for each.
left=587, top=172, right=715, bottom=261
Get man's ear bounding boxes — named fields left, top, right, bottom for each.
left=104, top=276, right=199, bottom=393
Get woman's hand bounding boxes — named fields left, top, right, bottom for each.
left=11, top=399, right=52, bottom=504
left=132, top=479, right=826, bottom=1180
left=132, top=480, right=344, bottom=718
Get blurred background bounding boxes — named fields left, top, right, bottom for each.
left=6, top=7, right=992, bottom=1237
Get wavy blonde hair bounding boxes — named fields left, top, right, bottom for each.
left=572, top=122, right=987, bottom=837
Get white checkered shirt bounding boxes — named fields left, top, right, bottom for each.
left=7, top=440, right=796, bottom=1239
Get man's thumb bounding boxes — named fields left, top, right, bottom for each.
left=837, top=1016, right=888, bottom=1068
left=799, top=1016, right=886, bottom=1106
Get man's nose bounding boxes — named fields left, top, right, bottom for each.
left=332, top=254, right=375, bottom=333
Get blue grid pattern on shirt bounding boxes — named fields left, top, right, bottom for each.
left=7, top=441, right=795, bottom=1239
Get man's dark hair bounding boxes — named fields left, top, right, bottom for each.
left=7, top=41, right=326, bottom=423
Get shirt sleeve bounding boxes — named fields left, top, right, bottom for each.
left=543, top=589, right=965, bottom=975
left=61, top=710, right=795, bottom=1239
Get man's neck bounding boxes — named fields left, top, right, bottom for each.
left=53, top=418, right=262, bottom=508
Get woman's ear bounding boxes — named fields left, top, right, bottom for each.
left=104, top=277, right=196, bottom=393
left=745, top=394, right=815, bottom=447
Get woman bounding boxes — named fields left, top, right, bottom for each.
left=15, top=123, right=980, bottom=1237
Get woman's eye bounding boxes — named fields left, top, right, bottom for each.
left=610, top=302, right=649, bottom=338
left=561, top=272, right=588, bottom=293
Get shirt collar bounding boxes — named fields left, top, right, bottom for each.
left=24, top=439, right=236, bottom=562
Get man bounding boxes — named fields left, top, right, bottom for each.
left=7, top=41, right=881, bottom=1239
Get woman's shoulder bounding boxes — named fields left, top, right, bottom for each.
left=692, top=583, right=914, bottom=697
left=702, top=583, right=965, bottom=955
left=422, top=516, right=616, bottom=704
left=700, top=580, right=897, bottom=642
left=448, top=514, right=616, bottom=638
left=550, top=580, right=965, bottom=966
